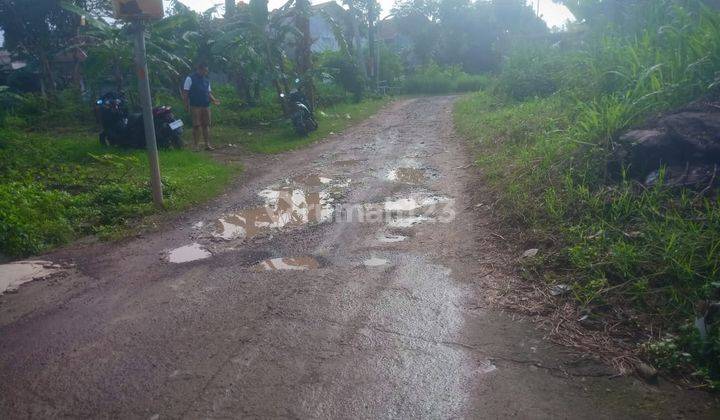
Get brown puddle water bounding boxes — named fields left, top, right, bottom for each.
left=388, top=167, right=426, bottom=184
left=255, top=256, right=321, bottom=271
left=212, top=176, right=348, bottom=241
left=292, top=174, right=333, bottom=187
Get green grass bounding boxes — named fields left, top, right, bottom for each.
left=0, top=128, right=236, bottom=257
left=453, top=1, right=720, bottom=387
left=196, top=97, right=390, bottom=154
left=455, top=91, right=720, bottom=387
left=0, top=95, right=389, bottom=258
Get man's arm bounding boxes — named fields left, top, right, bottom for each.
left=182, top=76, right=192, bottom=111
left=208, top=83, right=220, bottom=105
left=209, top=92, right=220, bottom=106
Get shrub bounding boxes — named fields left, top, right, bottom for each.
left=403, top=63, right=489, bottom=94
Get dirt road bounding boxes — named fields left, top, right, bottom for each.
left=1, top=97, right=717, bottom=418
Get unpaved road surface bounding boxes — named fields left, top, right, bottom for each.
left=1, top=97, right=718, bottom=418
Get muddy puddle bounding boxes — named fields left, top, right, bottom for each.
left=0, top=261, right=64, bottom=295
left=212, top=175, right=348, bottom=241
left=166, top=243, right=211, bottom=263
left=255, top=256, right=321, bottom=271
left=388, top=167, right=426, bottom=184
left=383, top=194, right=453, bottom=228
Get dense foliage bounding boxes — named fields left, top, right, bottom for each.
left=456, top=0, right=720, bottom=387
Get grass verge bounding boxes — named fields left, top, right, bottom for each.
left=0, top=128, right=237, bottom=258
left=455, top=91, right=720, bottom=388
left=200, top=97, right=390, bottom=154
left=0, top=96, right=389, bottom=258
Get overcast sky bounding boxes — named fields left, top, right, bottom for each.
left=170, top=0, right=575, bottom=28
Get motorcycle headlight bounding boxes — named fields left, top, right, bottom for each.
left=96, top=99, right=103, bottom=105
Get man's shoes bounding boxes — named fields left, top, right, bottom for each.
left=205, top=145, right=215, bottom=151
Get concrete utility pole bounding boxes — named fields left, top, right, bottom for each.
left=132, top=22, right=164, bottom=208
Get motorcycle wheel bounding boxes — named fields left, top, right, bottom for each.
left=170, top=129, right=184, bottom=149
left=292, top=115, right=308, bottom=136
left=306, top=117, right=318, bottom=132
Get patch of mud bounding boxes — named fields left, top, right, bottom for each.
left=255, top=256, right=321, bottom=271
left=0, top=261, right=64, bottom=295
left=166, top=243, right=211, bottom=264
left=334, top=159, right=365, bottom=167
left=388, top=167, right=426, bottom=184
left=292, top=174, right=333, bottom=187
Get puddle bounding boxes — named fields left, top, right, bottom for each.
left=384, top=194, right=450, bottom=213
left=387, top=215, right=430, bottom=228
left=0, top=261, right=62, bottom=295
left=167, top=243, right=211, bottom=263
left=377, top=233, right=407, bottom=243
left=383, top=194, right=453, bottom=228
left=388, top=167, right=426, bottom=184
left=363, top=257, right=390, bottom=267
left=255, top=256, right=321, bottom=271
left=212, top=176, right=347, bottom=241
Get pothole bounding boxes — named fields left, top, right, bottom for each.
left=388, top=167, right=426, bottom=184
left=211, top=175, right=349, bottom=241
left=383, top=193, right=453, bottom=228
left=0, top=261, right=65, bottom=295
left=166, top=243, right=211, bottom=263
left=255, top=256, right=321, bottom=271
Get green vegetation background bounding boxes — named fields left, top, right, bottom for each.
left=454, top=2, right=720, bottom=388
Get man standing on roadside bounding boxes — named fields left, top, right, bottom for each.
left=183, top=62, right=220, bottom=150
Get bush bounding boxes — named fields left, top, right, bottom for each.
left=403, top=63, right=490, bottom=94
left=456, top=1, right=720, bottom=386
left=495, top=44, right=569, bottom=100
left=0, top=182, right=81, bottom=256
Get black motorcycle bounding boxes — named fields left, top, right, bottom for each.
left=281, top=89, right=318, bottom=136
left=96, top=92, right=184, bottom=149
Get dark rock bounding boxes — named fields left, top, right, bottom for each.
left=615, top=98, right=720, bottom=189
left=636, top=362, right=659, bottom=384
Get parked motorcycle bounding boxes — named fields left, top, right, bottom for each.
left=281, top=85, right=318, bottom=136
left=96, top=92, right=184, bottom=149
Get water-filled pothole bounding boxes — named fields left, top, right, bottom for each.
left=166, top=243, right=211, bottom=263
left=211, top=176, right=348, bottom=241
left=0, top=261, right=64, bottom=295
left=388, top=167, right=426, bottom=184
left=255, top=256, right=321, bottom=271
